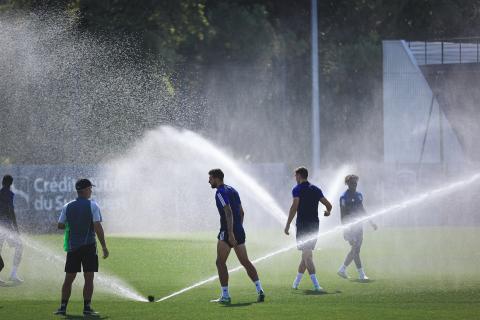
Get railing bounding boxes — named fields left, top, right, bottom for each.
left=406, top=38, right=480, bottom=65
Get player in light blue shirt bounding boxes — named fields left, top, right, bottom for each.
left=337, top=174, right=377, bottom=281
left=54, top=179, right=109, bottom=316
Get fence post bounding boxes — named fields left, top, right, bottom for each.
left=459, top=42, right=462, bottom=63
left=425, top=40, right=427, bottom=64
left=441, top=41, right=444, bottom=64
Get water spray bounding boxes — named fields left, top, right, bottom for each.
left=156, top=172, right=480, bottom=302
left=0, top=226, right=147, bottom=302
left=167, top=127, right=288, bottom=226
left=104, top=126, right=291, bottom=234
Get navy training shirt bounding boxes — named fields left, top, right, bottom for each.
left=292, top=181, right=324, bottom=225
left=0, top=187, right=14, bottom=226
left=58, top=198, right=102, bottom=252
left=339, top=190, right=366, bottom=224
left=215, top=184, right=243, bottom=232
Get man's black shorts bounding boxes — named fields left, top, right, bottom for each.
left=65, top=243, right=99, bottom=273
left=217, top=229, right=246, bottom=247
left=296, top=222, right=319, bottom=251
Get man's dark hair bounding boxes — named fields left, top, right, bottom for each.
left=295, top=167, right=308, bottom=179
left=345, top=174, right=359, bottom=184
left=208, top=168, right=224, bottom=180
left=2, top=175, right=13, bottom=187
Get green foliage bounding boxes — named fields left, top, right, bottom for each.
left=76, top=0, right=212, bottom=66
left=202, top=2, right=274, bottom=62
left=1, top=0, right=480, bottom=163
left=3, top=0, right=480, bottom=73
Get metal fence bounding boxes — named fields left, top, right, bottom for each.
left=407, top=38, right=480, bottom=65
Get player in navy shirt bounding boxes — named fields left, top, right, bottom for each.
left=215, top=185, right=244, bottom=237
left=285, top=167, right=332, bottom=291
left=208, top=168, right=265, bottom=304
left=337, top=174, right=377, bottom=281
left=0, top=174, right=24, bottom=284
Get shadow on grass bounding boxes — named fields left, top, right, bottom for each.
left=0, top=281, right=22, bottom=287
left=222, top=302, right=253, bottom=308
left=350, top=279, right=375, bottom=284
left=297, top=289, right=342, bottom=296
left=63, top=315, right=109, bottom=319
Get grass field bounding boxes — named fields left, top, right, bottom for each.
left=0, top=227, right=479, bottom=319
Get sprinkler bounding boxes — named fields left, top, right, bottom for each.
left=148, top=295, right=155, bottom=302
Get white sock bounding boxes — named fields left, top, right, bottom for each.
left=221, top=286, right=230, bottom=298
left=357, top=267, right=365, bottom=276
left=11, top=266, right=18, bottom=278
left=310, top=274, right=320, bottom=288
left=339, top=264, right=347, bottom=273
left=293, top=273, right=303, bottom=287
left=254, top=280, right=263, bottom=293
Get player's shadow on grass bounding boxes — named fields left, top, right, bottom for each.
left=299, top=290, right=342, bottom=296
left=350, top=279, right=375, bottom=284
left=222, top=302, right=253, bottom=308
left=0, top=281, right=21, bottom=287
left=63, top=315, right=109, bottom=319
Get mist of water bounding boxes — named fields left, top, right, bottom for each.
left=102, top=123, right=355, bottom=235
left=103, top=126, right=289, bottom=234
left=156, top=171, right=480, bottom=302
left=0, top=225, right=147, bottom=302
left=2, top=8, right=480, bottom=307
left=313, top=164, right=353, bottom=230
left=0, top=11, right=208, bottom=165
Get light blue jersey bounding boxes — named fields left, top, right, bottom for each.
left=58, top=198, right=102, bottom=252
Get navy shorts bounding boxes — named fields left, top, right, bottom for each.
left=65, top=243, right=99, bottom=273
left=218, top=229, right=246, bottom=247
left=296, top=222, right=319, bottom=251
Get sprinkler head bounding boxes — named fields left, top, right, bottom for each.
left=148, top=295, right=155, bottom=302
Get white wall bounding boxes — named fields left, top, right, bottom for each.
left=383, top=40, right=464, bottom=165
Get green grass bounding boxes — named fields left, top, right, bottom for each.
left=1, top=227, right=480, bottom=319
